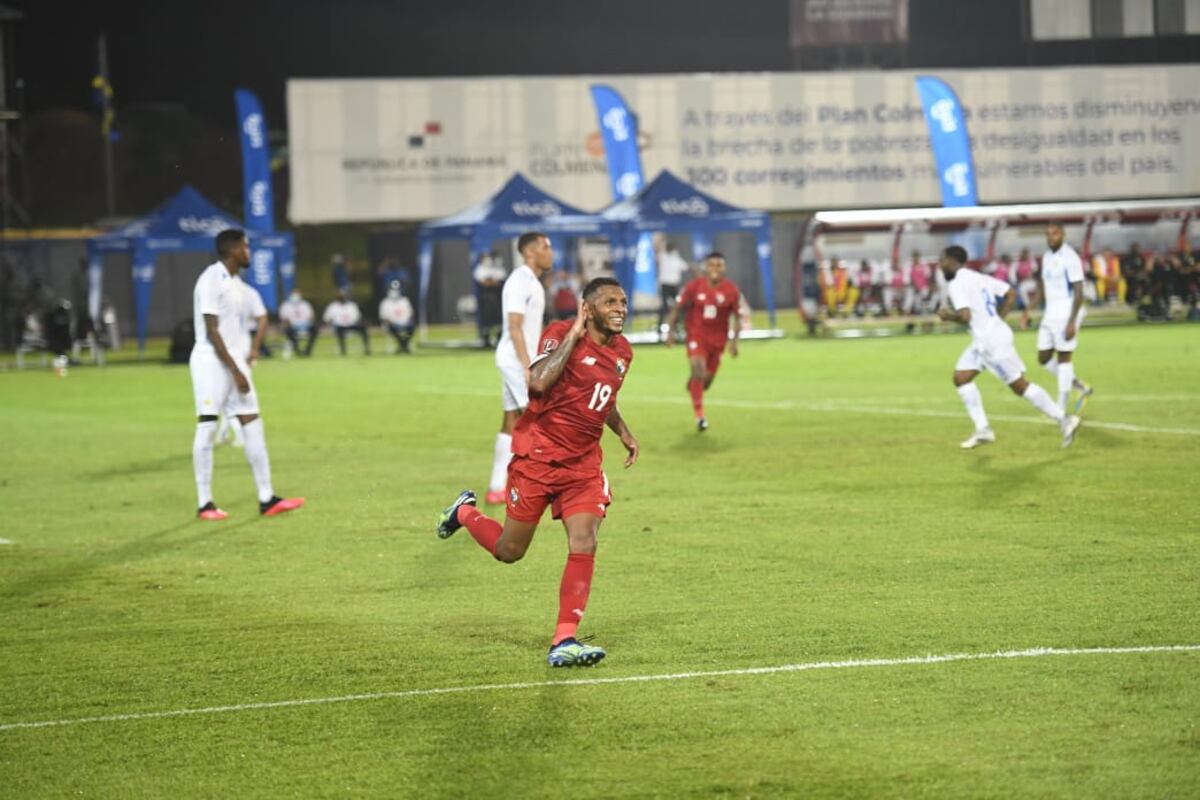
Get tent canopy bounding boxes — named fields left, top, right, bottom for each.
left=87, top=185, right=295, bottom=348
left=418, top=173, right=618, bottom=328
left=599, top=170, right=775, bottom=322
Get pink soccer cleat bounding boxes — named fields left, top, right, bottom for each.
left=260, top=496, right=305, bottom=516
left=197, top=502, right=229, bottom=521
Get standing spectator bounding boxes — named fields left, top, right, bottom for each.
left=379, top=280, right=415, bottom=354
left=656, top=241, right=688, bottom=334
left=279, top=288, right=317, bottom=357
left=909, top=251, right=932, bottom=315
left=331, top=253, right=351, bottom=294
left=473, top=251, right=506, bottom=347
left=549, top=269, right=580, bottom=321
left=1124, top=243, right=1147, bottom=306
left=323, top=288, right=370, bottom=356
left=854, top=260, right=875, bottom=316
left=1091, top=248, right=1124, bottom=305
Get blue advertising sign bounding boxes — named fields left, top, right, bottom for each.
left=915, top=76, right=978, bottom=207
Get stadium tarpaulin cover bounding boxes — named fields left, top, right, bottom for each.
left=86, top=185, right=295, bottom=349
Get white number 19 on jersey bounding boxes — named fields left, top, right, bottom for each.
left=587, top=382, right=613, bottom=411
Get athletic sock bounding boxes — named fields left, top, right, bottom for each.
left=688, top=378, right=705, bottom=419
left=488, top=433, right=512, bottom=493
left=457, top=505, right=502, bottom=556
left=1022, top=382, right=1064, bottom=422
left=1056, top=361, right=1075, bottom=410
left=553, top=552, right=595, bottom=645
left=955, top=382, right=990, bottom=431
left=193, top=420, right=217, bottom=507
left=240, top=418, right=275, bottom=503
left=1041, top=360, right=1059, bottom=378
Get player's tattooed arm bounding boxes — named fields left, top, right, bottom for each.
left=606, top=405, right=639, bottom=468
left=205, top=314, right=250, bottom=393
left=529, top=303, right=589, bottom=393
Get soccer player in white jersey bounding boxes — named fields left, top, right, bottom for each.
left=485, top=231, right=553, bottom=505
left=937, top=246, right=1081, bottom=450
left=190, top=229, right=304, bottom=520
left=1033, top=222, right=1094, bottom=413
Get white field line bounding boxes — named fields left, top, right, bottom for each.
left=417, top=386, right=1200, bottom=437
left=0, top=538, right=12, bottom=545
left=1, top=644, right=1196, bottom=733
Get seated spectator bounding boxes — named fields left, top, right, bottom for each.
left=987, top=253, right=1014, bottom=286
left=910, top=254, right=933, bottom=315
left=379, top=280, right=415, bottom=354
left=1091, top=247, right=1124, bottom=305
left=1124, top=243, right=1148, bottom=306
left=1015, top=247, right=1038, bottom=316
left=853, top=260, right=876, bottom=317
left=323, top=289, right=370, bottom=356
left=280, top=289, right=317, bottom=357
left=473, top=251, right=506, bottom=347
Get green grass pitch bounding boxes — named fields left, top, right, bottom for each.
left=2, top=323, right=1198, bottom=798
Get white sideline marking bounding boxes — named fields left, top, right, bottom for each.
left=418, top=386, right=1200, bottom=437
left=0, top=538, right=12, bottom=545
left=1, top=644, right=1195, bottom=733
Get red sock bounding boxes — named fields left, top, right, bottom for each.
left=553, top=552, right=595, bottom=645
left=457, top=505, right=501, bottom=556
left=688, top=378, right=705, bottom=418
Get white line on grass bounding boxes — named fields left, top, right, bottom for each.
left=418, top=386, right=1200, bottom=437
left=0, top=538, right=13, bottom=545
left=2, top=644, right=1196, bottom=733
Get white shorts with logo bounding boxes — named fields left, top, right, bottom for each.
left=1037, top=308, right=1085, bottom=353
left=497, top=360, right=529, bottom=411
left=955, top=334, right=1026, bottom=386
left=190, top=349, right=259, bottom=417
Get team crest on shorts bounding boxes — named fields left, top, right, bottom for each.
left=509, top=486, right=520, bottom=505
left=615, top=359, right=626, bottom=376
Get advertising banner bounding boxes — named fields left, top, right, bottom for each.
left=288, top=65, right=1200, bottom=222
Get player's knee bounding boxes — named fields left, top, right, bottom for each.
left=1037, top=351, right=1052, bottom=364
left=493, top=540, right=527, bottom=564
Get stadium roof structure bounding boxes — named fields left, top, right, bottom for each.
left=812, top=198, right=1200, bottom=233
left=87, top=185, right=294, bottom=349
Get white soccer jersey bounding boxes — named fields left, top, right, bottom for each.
left=280, top=297, right=315, bottom=328
left=947, top=268, right=1014, bottom=345
left=379, top=296, right=413, bottom=326
left=193, top=262, right=255, bottom=358
left=323, top=300, right=362, bottom=327
left=495, top=263, right=545, bottom=369
left=1040, top=243, right=1085, bottom=319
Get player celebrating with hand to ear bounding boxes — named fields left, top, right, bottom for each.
left=437, top=277, right=638, bottom=667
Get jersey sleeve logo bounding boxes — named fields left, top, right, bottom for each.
left=615, top=358, right=626, bottom=376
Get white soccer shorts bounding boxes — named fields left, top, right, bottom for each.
left=190, top=351, right=260, bottom=417
left=498, top=360, right=530, bottom=411
left=1037, top=308, right=1085, bottom=353
left=955, top=339, right=1026, bottom=386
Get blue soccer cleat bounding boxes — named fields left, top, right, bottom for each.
left=436, top=490, right=476, bottom=539
left=547, top=637, right=606, bottom=667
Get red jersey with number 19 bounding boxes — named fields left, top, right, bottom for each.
left=511, top=320, right=633, bottom=479
left=679, top=276, right=740, bottom=350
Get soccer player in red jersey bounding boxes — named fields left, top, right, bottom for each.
left=664, top=251, right=743, bottom=431
left=436, top=277, right=639, bottom=667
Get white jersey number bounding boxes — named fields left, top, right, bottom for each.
left=587, top=382, right=613, bottom=412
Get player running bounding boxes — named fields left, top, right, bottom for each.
left=485, top=232, right=554, bottom=505
left=937, top=246, right=1081, bottom=450
left=437, top=277, right=639, bottom=667
left=1032, top=222, right=1094, bottom=413
left=664, top=251, right=742, bottom=432
left=190, top=229, right=304, bottom=519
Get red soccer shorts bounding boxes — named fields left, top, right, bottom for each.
left=505, top=455, right=611, bottom=523
left=687, top=338, right=725, bottom=376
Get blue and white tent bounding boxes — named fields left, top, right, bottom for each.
left=598, top=170, right=776, bottom=323
left=417, top=173, right=617, bottom=327
left=86, top=185, right=295, bottom=349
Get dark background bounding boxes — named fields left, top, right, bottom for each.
left=6, top=0, right=1199, bottom=224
